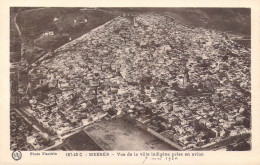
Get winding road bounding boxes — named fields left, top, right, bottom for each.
left=14, top=13, right=22, bottom=37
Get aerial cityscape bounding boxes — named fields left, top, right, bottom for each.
left=10, top=8, right=251, bottom=151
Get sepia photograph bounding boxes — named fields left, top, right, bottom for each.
left=10, top=7, right=251, bottom=152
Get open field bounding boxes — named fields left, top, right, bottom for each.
left=17, top=8, right=116, bottom=50
left=63, top=131, right=103, bottom=150
left=48, top=131, right=103, bottom=151
left=84, top=117, right=177, bottom=151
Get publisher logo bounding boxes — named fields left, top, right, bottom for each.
left=12, top=150, right=22, bottom=161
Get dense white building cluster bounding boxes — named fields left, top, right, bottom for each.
left=25, top=15, right=250, bottom=149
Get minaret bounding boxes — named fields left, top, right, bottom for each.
left=134, top=17, right=138, bottom=27
left=183, top=66, right=189, bottom=88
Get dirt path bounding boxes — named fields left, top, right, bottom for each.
left=14, top=13, right=22, bottom=37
